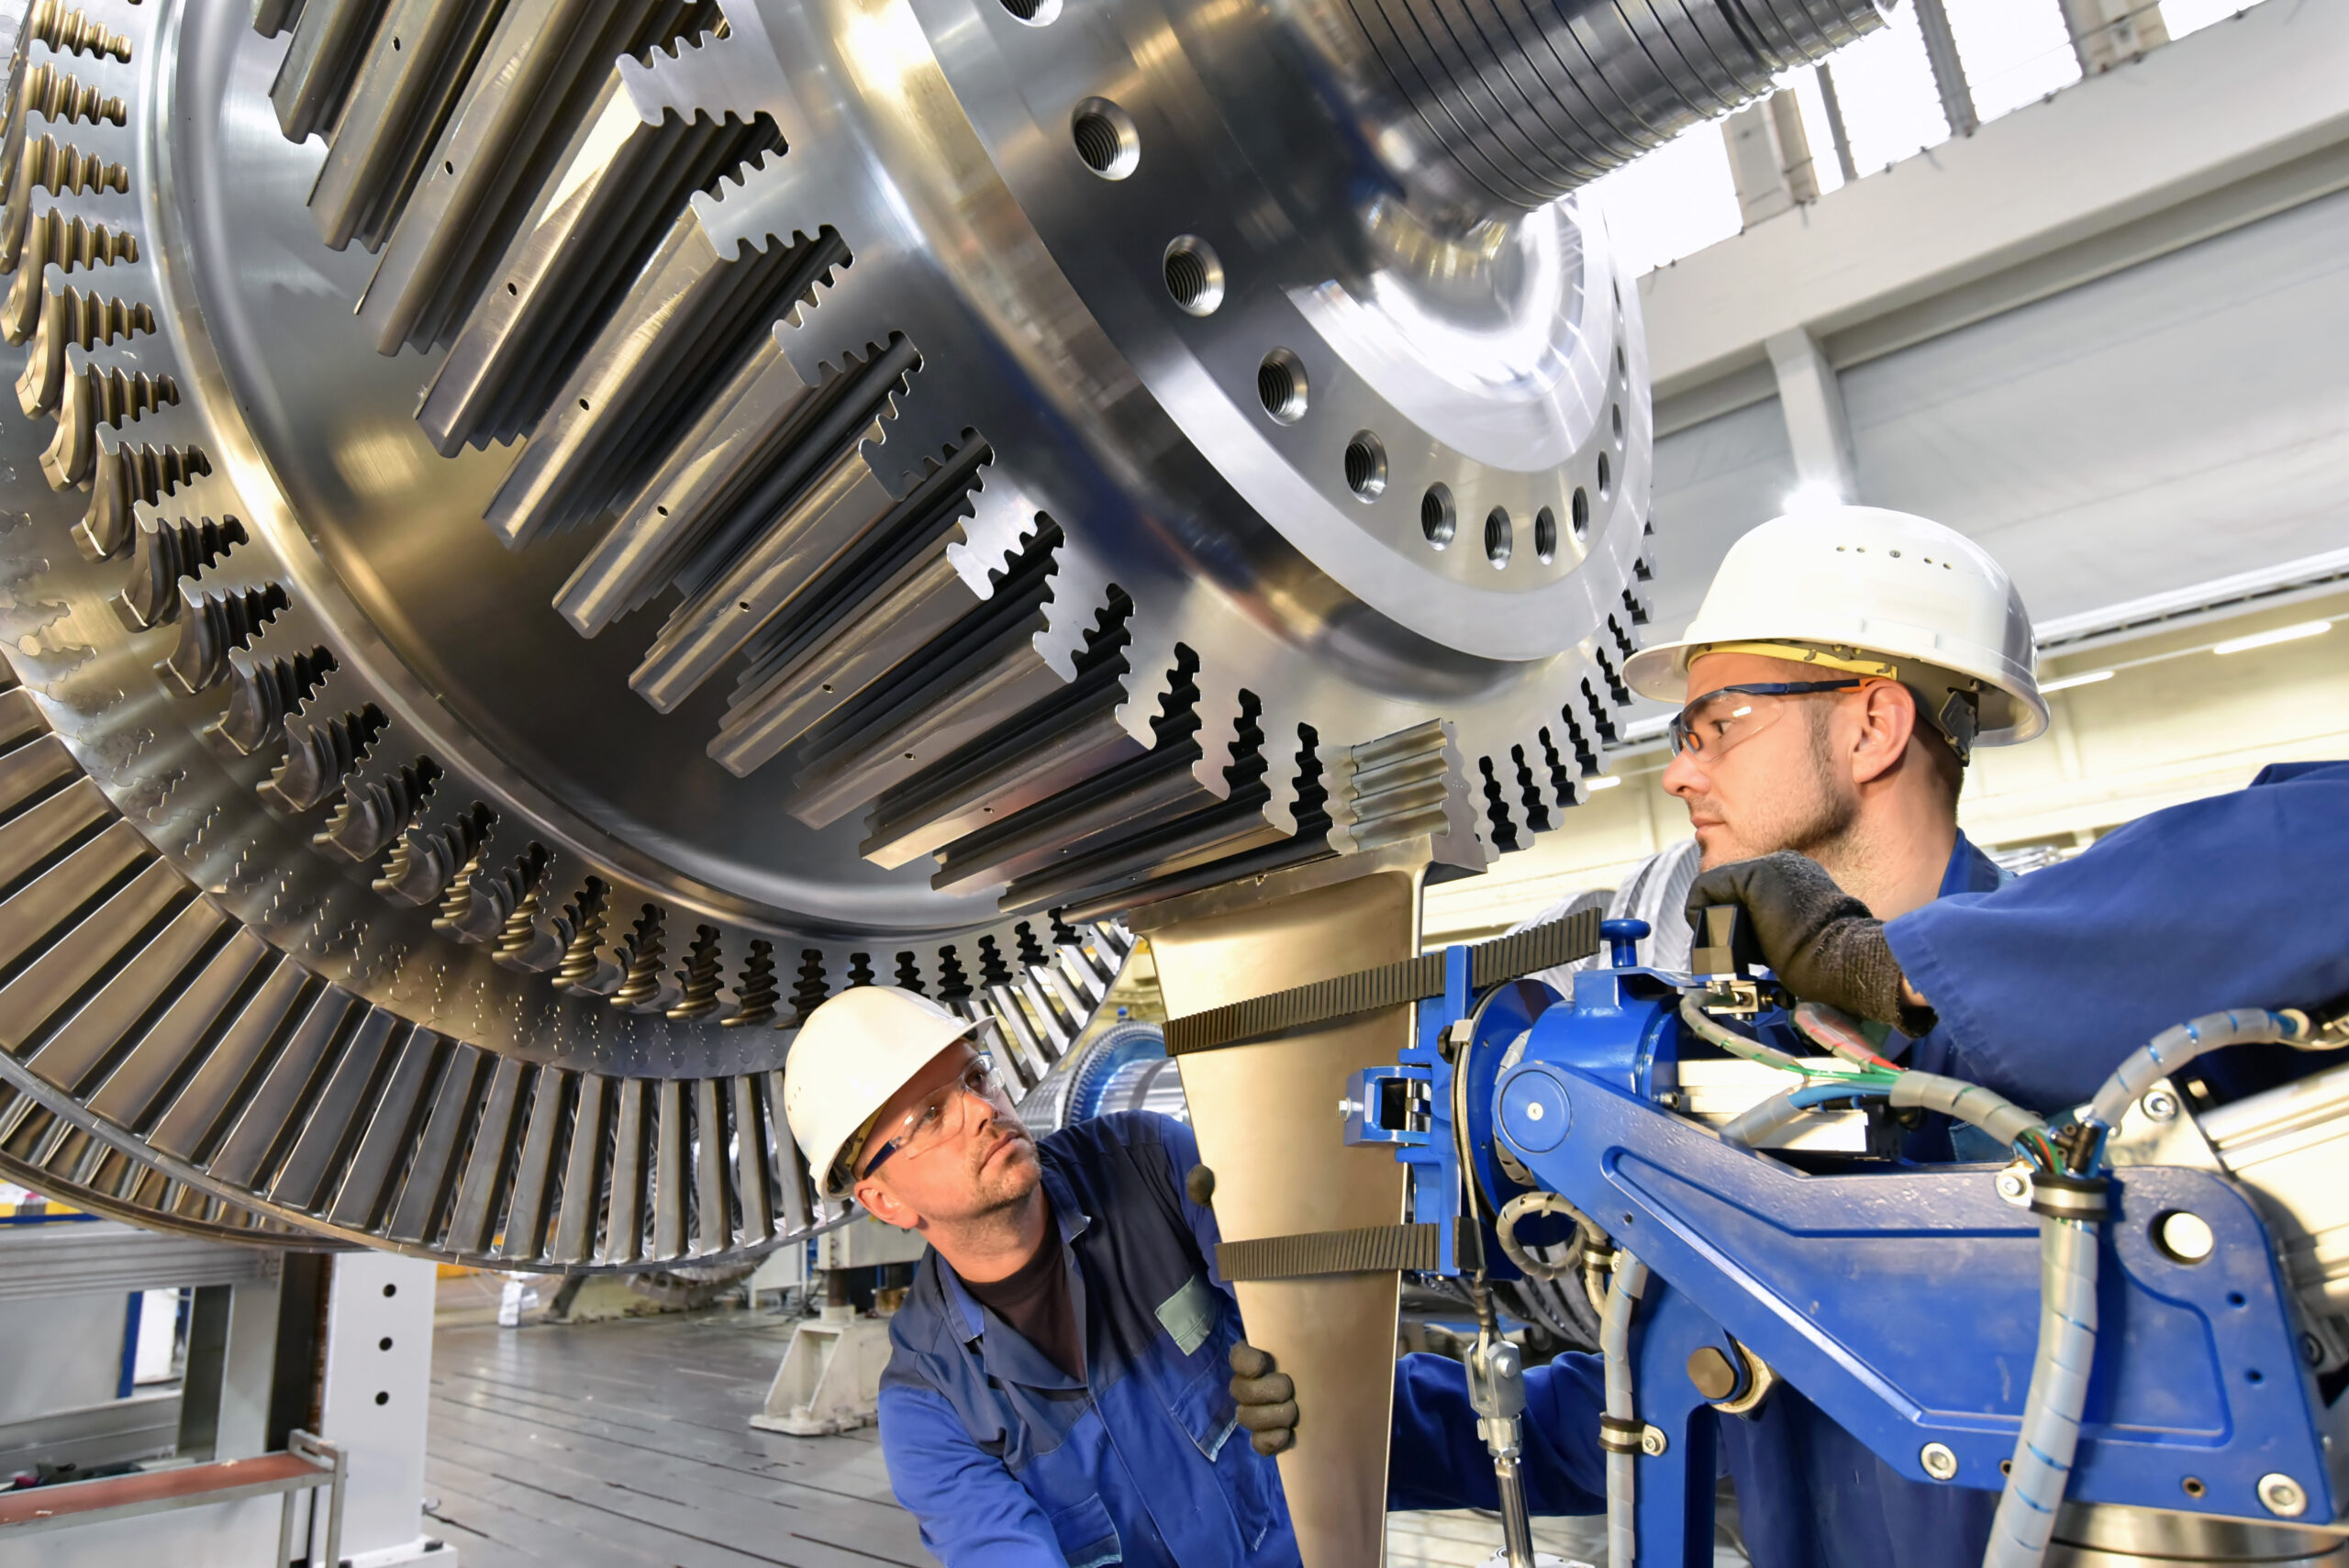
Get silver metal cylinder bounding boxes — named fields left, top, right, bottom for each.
left=2050, top=1503, right=2349, bottom=1566
left=1279, top=0, right=1894, bottom=217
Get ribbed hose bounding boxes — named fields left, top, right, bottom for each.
left=2084, top=1009, right=2306, bottom=1130
left=1601, top=1251, right=1651, bottom=1566
left=1888, top=1072, right=2046, bottom=1147
left=1342, top=0, right=1896, bottom=209
left=1717, top=1084, right=1818, bottom=1145
left=1985, top=1216, right=2099, bottom=1567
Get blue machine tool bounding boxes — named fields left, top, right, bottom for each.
left=1341, top=917, right=2347, bottom=1566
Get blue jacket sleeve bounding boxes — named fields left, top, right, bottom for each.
left=1149, top=1115, right=1228, bottom=1283
left=878, top=1383, right=1063, bottom=1566
left=1387, top=1351, right=1608, bottom=1516
left=1886, top=762, right=2349, bottom=1114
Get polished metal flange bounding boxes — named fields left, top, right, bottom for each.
left=0, top=0, right=1881, bottom=1261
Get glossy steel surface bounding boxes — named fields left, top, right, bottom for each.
left=0, top=0, right=1872, bottom=1260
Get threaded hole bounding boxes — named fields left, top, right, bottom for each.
left=1611, top=403, right=1623, bottom=445
left=1072, top=99, right=1139, bottom=179
left=1598, top=452, right=1612, bottom=498
left=1534, top=506, right=1558, bottom=562
left=1343, top=432, right=1386, bottom=500
left=1484, top=508, right=1511, bottom=568
left=998, top=0, right=1060, bottom=20
left=1163, top=237, right=1223, bottom=316
left=1571, top=487, right=1589, bottom=540
left=1257, top=349, right=1308, bottom=424
left=1421, top=485, right=1455, bottom=549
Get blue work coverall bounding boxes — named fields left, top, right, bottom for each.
left=1394, top=762, right=2349, bottom=1568
left=877, top=1111, right=1297, bottom=1567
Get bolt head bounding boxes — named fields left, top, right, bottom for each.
left=1687, top=1345, right=1739, bottom=1402
left=1920, top=1442, right=1959, bottom=1481
left=2142, top=1088, right=2181, bottom=1122
left=1639, top=1426, right=1667, bottom=1457
left=2258, top=1473, right=2309, bottom=1518
left=1994, top=1167, right=2032, bottom=1207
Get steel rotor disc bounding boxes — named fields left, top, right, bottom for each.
left=0, top=0, right=1717, bottom=1263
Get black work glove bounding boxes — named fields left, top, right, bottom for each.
left=1685, top=852, right=1937, bottom=1037
left=1229, top=1341, right=1297, bottom=1456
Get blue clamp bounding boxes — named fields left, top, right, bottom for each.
left=1342, top=1063, right=1434, bottom=1146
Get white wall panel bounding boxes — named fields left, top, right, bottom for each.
left=1644, top=395, right=1796, bottom=641
left=1841, top=184, right=2349, bottom=626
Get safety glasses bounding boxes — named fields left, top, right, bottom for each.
left=856, top=1051, right=1014, bottom=1181
left=1666, top=680, right=1865, bottom=761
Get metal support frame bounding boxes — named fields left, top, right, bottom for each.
left=0, top=1429, right=342, bottom=1551
left=1765, top=327, right=1860, bottom=506
left=1237, top=918, right=2349, bottom=1562
left=1911, top=0, right=1981, bottom=139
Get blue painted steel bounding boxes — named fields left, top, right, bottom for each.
left=1500, top=1060, right=2334, bottom=1527
left=1600, top=918, right=1651, bottom=969
left=1342, top=1062, right=1431, bottom=1147
left=1375, top=934, right=2340, bottom=1563
left=1542, top=963, right=1684, bottom=1102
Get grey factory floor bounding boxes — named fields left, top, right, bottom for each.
left=422, top=1279, right=1742, bottom=1568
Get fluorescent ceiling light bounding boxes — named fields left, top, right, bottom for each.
left=2212, top=620, right=2332, bottom=656
left=1586, top=775, right=1624, bottom=792
left=1783, top=481, right=1844, bottom=514
left=1620, top=714, right=1675, bottom=740
left=2040, top=670, right=2114, bottom=694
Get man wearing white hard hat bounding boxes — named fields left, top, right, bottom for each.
left=782, top=984, right=1297, bottom=1567
left=1231, top=506, right=2349, bottom=1566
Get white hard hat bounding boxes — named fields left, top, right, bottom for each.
left=783, top=986, right=985, bottom=1197
left=1623, top=506, right=2048, bottom=751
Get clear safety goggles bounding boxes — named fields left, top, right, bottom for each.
left=856, top=1049, right=1015, bottom=1181
left=1665, top=680, right=1865, bottom=762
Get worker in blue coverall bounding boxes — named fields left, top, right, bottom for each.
left=779, top=984, right=1297, bottom=1567
left=1231, top=509, right=2349, bottom=1567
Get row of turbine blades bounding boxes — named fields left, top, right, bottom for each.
left=0, top=652, right=1138, bottom=1265
left=0, top=6, right=1143, bottom=1040
left=255, top=0, right=1653, bottom=906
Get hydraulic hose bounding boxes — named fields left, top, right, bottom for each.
left=1678, top=995, right=1811, bottom=1072
left=1985, top=1207, right=2100, bottom=1568
left=1887, top=1071, right=2046, bottom=1148
left=2084, top=1008, right=2312, bottom=1131
left=1600, top=1251, right=1651, bottom=1567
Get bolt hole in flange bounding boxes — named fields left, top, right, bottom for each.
left=1611, top=403, right=1624, bottom=445
left=1257, top=349, right=1308, bottom=424
left=1344, top=432, right=1386, bottom=500
left=1571, top=486, right=1590, bottom=540
left=2154, top=1208, right=2215, bottom=1264
left=1597, top=451, right=1613, bottom=499
left=1421, top=484, right=1455, bottom=549
left=1163, top=236, right=1223, bottom=316
left=1484, top=507, right=1511, bottom=568
left=1534, top=506, right=1558, bottom=562
left=1072, top=98, right=1139, bottom=179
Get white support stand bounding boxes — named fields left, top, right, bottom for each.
left=310, top=1253, right=452, bottom=1568
left=750, top=1304, right=898, bottom=1436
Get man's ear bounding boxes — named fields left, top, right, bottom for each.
left=1849, top=680, right=1919, bottom=787
left=855, top=1173, right=919, bottom=1231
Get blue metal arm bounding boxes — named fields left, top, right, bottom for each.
left=1347, top=926, right=2339, bottom=1565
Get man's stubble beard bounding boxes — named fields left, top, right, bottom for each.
left=1772, top=705, right=1862, bottom=866
left=1695, top=705, right=1861, bottom=871
left=959, top=1129, right=1041, bottom=1229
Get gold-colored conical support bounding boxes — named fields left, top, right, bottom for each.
left=1137, top=842, right=1442, bottom=1568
